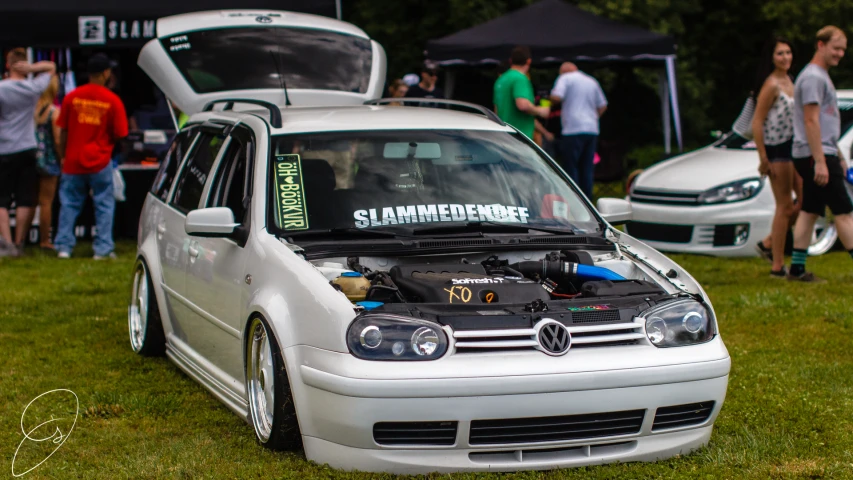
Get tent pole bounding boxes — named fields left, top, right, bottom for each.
left=659, top=70, right=671, bottom=155
left=445, top=70, right=457, bottom=99
left=336, top=0, right=342, bottom=20
left=665, top=55, right=683, bottom=152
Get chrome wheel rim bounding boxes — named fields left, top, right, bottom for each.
left=128, top=263, right=148, bottom=352
left=808, top=218, right=837, bottom=256
left=247, top=319, right=275, bottom=443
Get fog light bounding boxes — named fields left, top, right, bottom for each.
left=411, top=327, right=440, bottom=356
left=646, top=317, right=667, bottom=345
left=359, top=326, right=382, bottom=349
left=682, top=312, right=704, bottom=333
left=734, top=224, right=749, bottom=246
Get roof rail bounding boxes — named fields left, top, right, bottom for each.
left=364, top=98, right=505, bottom=126
left=202, top=99, right=283, bottom=128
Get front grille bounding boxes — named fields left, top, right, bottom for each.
left=452, top=320, right=645, bottom=353
left=469, top=409, right=645, bottom=445
left=630, top=188, right=700, bottom=206
left=652, top=401, right=715, bottom=431
left=373, top=421, right=458, bottom=446
left=625, top=222, right=693, bottom=243
left=570, top=309, right=621, bottom=324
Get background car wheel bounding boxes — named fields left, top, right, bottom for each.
left=246, top=316, right=302, bottom=451
left=128, top=258, right=166, bottom=356
left=807, top=217, right=838, bottom=256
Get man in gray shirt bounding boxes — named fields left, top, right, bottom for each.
left=788, top=26, right=853, bottom=282
left=0, top=48, right=55, bottom=256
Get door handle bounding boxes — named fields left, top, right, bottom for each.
left=188, top=244, right=200, bottom=258
left=156, top=223, right=166, bottom=239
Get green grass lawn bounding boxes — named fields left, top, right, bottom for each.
left=2, top=241, right=853, bottom=479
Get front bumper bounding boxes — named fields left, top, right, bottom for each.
left=285, top=344, right=731, bottom=474
left=626, top=195, right=773, bottom=257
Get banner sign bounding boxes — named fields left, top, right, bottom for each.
left=78, top=16, right=156, bottom=46
left=273, top=155, right=310, bottom=231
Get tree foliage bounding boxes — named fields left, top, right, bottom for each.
left=344, top=0, right=853, bottom=154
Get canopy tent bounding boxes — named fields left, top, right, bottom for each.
left=425, top=0, right=682, bottom=153
left=0, top=0, right=340, bottom=48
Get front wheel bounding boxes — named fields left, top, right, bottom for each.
left=128, top=258, right=166, bottom=356
left=245, top=316, right=302, bottom=450
left=807, top=217, right=838, bottom=256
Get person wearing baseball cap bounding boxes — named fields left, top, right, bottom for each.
left=404, top=62, right=445, bottom=100
left=54, top=53, right=128, bottom=259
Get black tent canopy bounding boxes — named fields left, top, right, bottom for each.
left=425, top=0, right=682, bottom=152
left=0, top=0, right=339, bottom=48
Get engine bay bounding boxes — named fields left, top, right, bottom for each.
left=316, top=250, right=672, bottom=314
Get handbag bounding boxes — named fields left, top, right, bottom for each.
left=731, top=95, right=756, bottom=140
left=113, top=167, right=126, bottom=202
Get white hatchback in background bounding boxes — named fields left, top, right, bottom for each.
left=621, top=90, right=853, bottom=257
left=128, top=10, right=730, bottom=475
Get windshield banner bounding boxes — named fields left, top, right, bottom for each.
left=354, top=204, right=529, bottom=228
left=274, top=155, right=310, bottom=231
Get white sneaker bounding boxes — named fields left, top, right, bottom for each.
left=93, top=252, right=117, bottom=260
left=57, top=251, right=70, bottom=259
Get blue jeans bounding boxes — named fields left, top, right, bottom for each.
left=54, top=163, right=115, bottom=256
left=559, top=134, right=598, bottom=199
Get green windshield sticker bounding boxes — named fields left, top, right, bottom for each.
left=273, top=154, right=309, bottom=231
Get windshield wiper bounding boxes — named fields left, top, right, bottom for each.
left=412, top=221, right=581, bottom=236
left=284, top=227, right=413, bottom=239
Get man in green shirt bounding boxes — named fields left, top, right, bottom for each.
left=493, top=46, right=550, bottom=138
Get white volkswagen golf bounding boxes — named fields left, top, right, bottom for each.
left=128, top=10, right=730, bottom=475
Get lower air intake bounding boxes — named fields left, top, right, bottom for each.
left=373, top=421, right=458, bottom=446
left=469, top=409, right=644, bottom=445
left=652, top=401, right=715, bottom=431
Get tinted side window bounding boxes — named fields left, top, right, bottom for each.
left=207, top=133, right=251, bottom=223
left=151, top=130, right=196, bottom=202
left=171, top=133, right=225, bottom=214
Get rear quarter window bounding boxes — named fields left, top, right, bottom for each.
left=152, top=129, right=196, bottom=202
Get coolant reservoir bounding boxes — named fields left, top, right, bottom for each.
left=333, top=272, right=371, bottom=302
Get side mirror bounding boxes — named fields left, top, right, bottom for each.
left=596, top=198, right=633, bottom=226
left=185, top=207, right=239, bottom=237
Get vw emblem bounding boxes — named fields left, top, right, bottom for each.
left=535, top=319, right=571, bottom=356
left=256, top=16, right=273, bottom=24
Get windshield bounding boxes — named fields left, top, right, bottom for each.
left=715, top=97, right=853, bottom=150
left=267, top=130, right=600, bottom=237
left=162, top=27, right=373, bottom=94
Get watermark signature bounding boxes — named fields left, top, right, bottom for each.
left=12, top=389, right=79, bottom=477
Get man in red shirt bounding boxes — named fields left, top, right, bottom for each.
left=54, top=53, right=128, bottom=259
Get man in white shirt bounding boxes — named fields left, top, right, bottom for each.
left=550, top=62, right=607, bottom=199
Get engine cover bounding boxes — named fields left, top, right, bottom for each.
left=389, top=264, right=550, bottom=304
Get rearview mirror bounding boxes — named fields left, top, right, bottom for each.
left=185, top=207, right=239, bottom=237
left=596, top=198, right=632, bottom=226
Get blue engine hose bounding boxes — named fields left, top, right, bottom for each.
left=573, top=263, right=625, bottom=281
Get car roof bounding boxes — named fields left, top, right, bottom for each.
left=839, top=89, right=853, bottom=100
left=200, top=105, right=515, bottom=135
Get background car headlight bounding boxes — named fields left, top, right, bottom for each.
left=642, top=299, right=714, bottom=347
left=697, top=178, right=763, bottom=204
left=347, top=315, right=448, bottom=360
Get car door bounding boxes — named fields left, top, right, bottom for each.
left=165, top=127, right=228, bottom=348
left=136, top=10, right=386, bottom=115
left=150, top=128, right=197, bottom=316
left=182, top=126, right=256, bottom=383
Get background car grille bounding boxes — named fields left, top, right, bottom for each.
left=452, top=320, right=645, bottom=353
left=469, top=410, right=645, bottom=445
left=625, top=222, right=693, bottom=243
left=630, top=188, right=701, bottom=206
left=373, top=421, right=458, bottom=446
left=652, top=401, right=715, bottom=431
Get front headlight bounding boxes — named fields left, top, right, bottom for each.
left=697, top=178, right=763, bottom=204
left=642, top=299, right=715, bottom=347
left=346, top=315, right=449, bottom=361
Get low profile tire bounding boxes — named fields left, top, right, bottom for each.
left=246, top=316, right=302, bottom=451
left=128, top=258, right=166, bottom=356
left=807, top=217, right=838, bottom=256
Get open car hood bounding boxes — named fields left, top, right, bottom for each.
left=137, top=9, right=387, bottom=115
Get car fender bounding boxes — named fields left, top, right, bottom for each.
left=135, top=234, right=175, bottom=338
left=243, top=233, right=355, bottom=356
